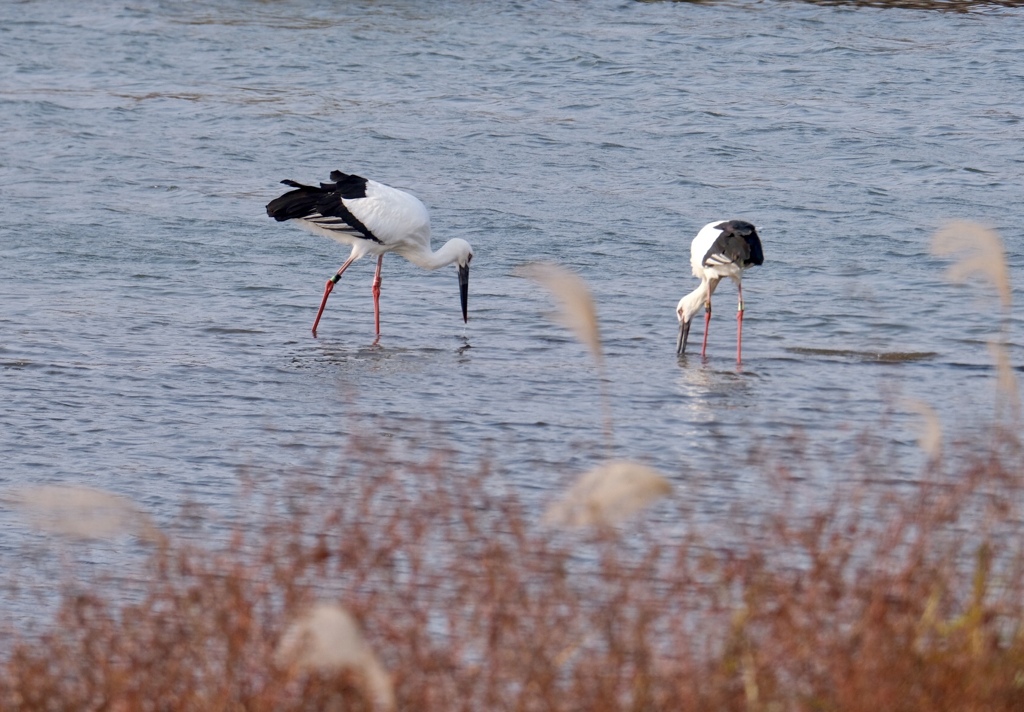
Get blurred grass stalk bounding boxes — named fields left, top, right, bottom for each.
left=516, top=262, right=615, bottom=447
left=931, top=220, right=1019, bottom=418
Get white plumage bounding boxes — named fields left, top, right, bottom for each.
left=267, top=171, right=473, bottom=338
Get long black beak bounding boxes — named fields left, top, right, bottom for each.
left=677, top=319, right=691, bottom=355
left=458, top=263, right=469, bottom=323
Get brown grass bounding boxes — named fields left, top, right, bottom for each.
left=3, top=221, right=1020, bottom=710
left=3, top=431, right=1024, bottom=711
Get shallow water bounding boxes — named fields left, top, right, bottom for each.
left=2, top=0, right=1023, bottom=599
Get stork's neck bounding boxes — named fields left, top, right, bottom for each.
left=403, top=238, right=470, bottom=271
left=676, top=280, right=710, bottom=324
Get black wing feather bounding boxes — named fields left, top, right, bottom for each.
left=266, top=172, right=380, bottom=243
left=702, top=220, right=763, bottom=268
left=328, top=171, right=370, bottom=199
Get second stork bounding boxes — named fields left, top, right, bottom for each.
left=676, top=220, right=764, bottom=362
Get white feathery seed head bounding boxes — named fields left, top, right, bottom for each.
left=8, top=485, right=159, bottom=541
left=517, top=262, right=603, bottom=366
left=276, top=602, right=395, bottom=711
left=544, top=459, right=672, bottom=528
left=931, top=221, right=1011, bottom=309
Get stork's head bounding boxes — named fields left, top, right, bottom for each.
left=675, top=288, right=706, bottom=355
left=446, top=238, right=473, bottom=268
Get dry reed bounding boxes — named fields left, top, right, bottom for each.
left=517, top=261, right=615, bottom=444
left=544, top=459, right=672, bottom=528
left=2, top=225, right=1021, bottom=710
left=4, top=434, right=1024, bottom=711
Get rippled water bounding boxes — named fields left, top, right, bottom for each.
left=2, top=0, right=1023, bottom=582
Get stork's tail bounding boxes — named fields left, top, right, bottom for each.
left=266, top=180, right=325, bottom=222
left=266, top=172, right=369, bottom=222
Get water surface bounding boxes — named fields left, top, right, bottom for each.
left=2, top=0, right=1023, bottom=601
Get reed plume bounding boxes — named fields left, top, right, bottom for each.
left=544, top=459, right=671, bottom=528
left=931, top=221, right=1017, bottom=418
left=276, top=602, right=395, bottom=711
left=8, top=484, right=160, bottom=543
left=517, top=262, right=614, bottom=444
left=931, top=221, right=1010, bottom=309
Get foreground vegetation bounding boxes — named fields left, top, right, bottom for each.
left=3, top=222, right=1020, bottom=710
left=3, top=432, right=1024, bottom=711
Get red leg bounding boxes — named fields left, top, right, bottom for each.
left=736, top=283, right=745, bottom=363
left=372, top=254, right=384, bottom=336
left=700, top=300, right=711, bottom=358
left=312, top=255, right=356, bottom=338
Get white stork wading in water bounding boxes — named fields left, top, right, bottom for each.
left=676, top=220, right=764, bottom=362
left=266, top=171, right=473, bottom=338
